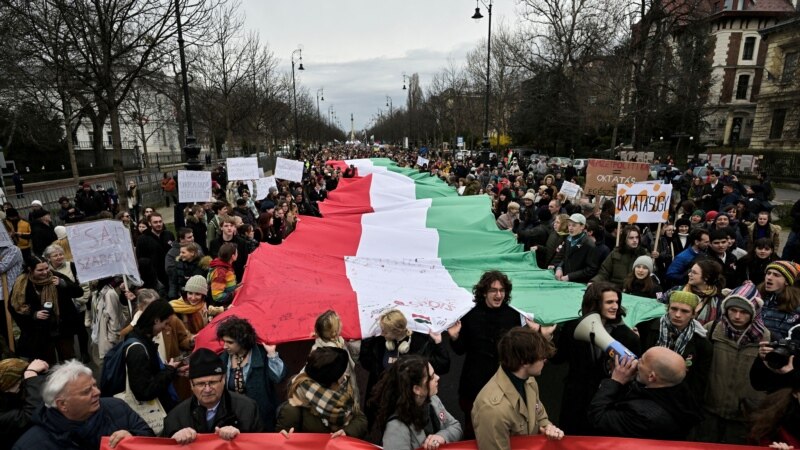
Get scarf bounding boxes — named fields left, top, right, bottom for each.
left=721, top=313, right=767, bottom=347
left=311, top=337, right=361, bottom=410
left=169, top=298, right=206, bottom=334
left=289, top=373, right=355, bottom=431
left=684, top=284, right=720, bottom=324
left=11, top=272, right=58, bottom=317
left=566, top=231, right=587, bottom=248
left=657, top=314, right=695, bottom=355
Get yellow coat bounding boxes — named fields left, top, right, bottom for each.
left=5, top=219, right=31, bottom=250
left=472, top=367, right=551, bottom=450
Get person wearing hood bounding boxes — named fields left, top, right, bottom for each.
left=697, top=282, right=769, bottom=444
left=591, top=225, right=648, bottom=288
left=554, top=214, right=598, bottom=283
left=588, top=346, right=702, bottom=440
left=493, top=188, right=513, bottom=219
left=496, top=201, right=519, bottom=231
left=637, top=290, right=713, bottom=400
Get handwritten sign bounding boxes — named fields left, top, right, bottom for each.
left=584, top=159, right=650, bottom=197
left=67, top=220, right=141, bottom=283
left=614, top=182, right=672, bottom=224
left=255, top=177, right=277, bottom=200
left=559, top=180, right=581, bottom=199
left=226, top=157, right=259, bottom=181
left=274, top=157, right=304, bottom=182
left=416, top=156, right=429, bottom=167
left=178, top=170, right=212, bottom=203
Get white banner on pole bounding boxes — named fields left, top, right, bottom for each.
left=274, top=157, right=304, bottom=182
left=255, top=177, right=278, bottom=200
left=614, top=182, right=672, bottom=224
left=226, top=157, right=259, bottom=181
left=67, top=220, right=141, bottom=284
left=178, top=170, right=212, bottom=203
left=559, top=180, right=581, bottom=199
left=416, top=156, right=429, bottom=167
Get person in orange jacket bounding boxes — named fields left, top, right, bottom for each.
left=161, top=172, right=177, bottom=207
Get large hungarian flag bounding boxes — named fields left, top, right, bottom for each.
left=194, top=158, right=664, bottom=349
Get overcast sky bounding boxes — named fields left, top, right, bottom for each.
left=242, top=0, right=512, bottom=131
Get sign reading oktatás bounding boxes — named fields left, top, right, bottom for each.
left=584, top=159, right=651, bottom=196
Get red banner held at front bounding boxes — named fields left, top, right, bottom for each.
left=101, top=433, right=767, bottom=450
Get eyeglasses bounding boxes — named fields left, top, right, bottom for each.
left=192, top=378, right=223, bottom=389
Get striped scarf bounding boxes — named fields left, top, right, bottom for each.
left=289, top=373, right=355, bottom=430
left=721, top=313, right=767, bottom=346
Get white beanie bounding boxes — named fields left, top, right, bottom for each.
left=632, top=255, right=654, bottom=273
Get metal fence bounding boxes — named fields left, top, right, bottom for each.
left=758, top=152, right=800, bottom=181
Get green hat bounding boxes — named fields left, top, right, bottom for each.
left=669, top=290, right=700, bottom=310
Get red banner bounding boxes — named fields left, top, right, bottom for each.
left=102, top=433, right=766, bottom=450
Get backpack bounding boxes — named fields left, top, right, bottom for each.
left=99, top=336, right=142, bottom=396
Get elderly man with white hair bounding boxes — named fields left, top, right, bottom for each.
left=12, top=360, right=153, bottom=450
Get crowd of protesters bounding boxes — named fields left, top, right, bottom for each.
left=0, top=144, right=799, bottom=450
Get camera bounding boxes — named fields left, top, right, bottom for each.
left=765, top=338, right=800, bottom=370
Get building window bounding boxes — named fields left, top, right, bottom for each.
left=742, top=37, right=756, bottom=60
left=783, top=52, right=798, bottom=82
left=769, top=109, right=786, bottom=139
left=736, top=75, right=750, bottom=99
left=713, top=1, right=720, bottom=12
left=106, top=132, right=113, bottom=146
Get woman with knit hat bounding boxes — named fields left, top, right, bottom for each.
left=638, top=289, right=713, bottom=399
left=622, top=255, right=662, bottom=299
left=0, top=358, right=48, bottom=449
left=698, top=282, right=769, bottom=444
left=170, top=275, right=213, bottom=334
left=758, top=261, right=800, bottom=340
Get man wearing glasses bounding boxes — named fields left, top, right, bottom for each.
left=163, top=348, right=263, bottom=444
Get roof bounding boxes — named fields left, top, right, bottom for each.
left=759, top=14, right=800, bottom=36
left=708, top=0, right=798, bottom=19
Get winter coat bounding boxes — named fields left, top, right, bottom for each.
left=747, top=222, right=781, bottom=252
left=450, top=302, right=523, bottom=402
left=381, top=395, right=462, bottom=450
left=209, top=236, right=248, bottom=282
left=136, top=229, right=175, bottom=287
left=12, top=398, right=154, bottom=450
left=556, top=237, right=599, bottom=283
left=761, top=292, right=800, bottom=340
left=472, top=367, right=551, bottom=450
left=169, top=255, right=210, bottom=299
left=275, top=399, right=368, bottom=437
left=124, top=330, right=178, bottom=412
left=591, top=246, right=648, bottom=288
left=544, top=232, right=567, bottom=268
left=587, top=379, right=702, bottom=440
left=0, top=375, right=45, bottom=450
left=665, top=246, right=704, bottom=285
left=93, top=284, right=133, bottom=359
left=30, top=221, right=57, bottom=257
left=707, top=251, right=739, bottom=289
left=735, top=254, right=776, bottom=286
left=5, top=219, right=31, bottom=250
left=208, top=258, right=237, bottom=307
left=551, top=318, right=641, bottom=435
left=163, top=390, right=262, bottom=437
left=220, top=345, right=287, bottom=432
left=703, top=321, right=769, bottom=421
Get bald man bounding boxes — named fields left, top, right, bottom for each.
left=587, top=347, right=702, bottom=440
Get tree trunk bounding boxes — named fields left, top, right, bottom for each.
left=139, top=122, right=149, bottom=168
left=109, top=103, right=126, bottom=190
left=60, top=92, right=80, bottom=182
left=90, top=103, right=109, bottom=168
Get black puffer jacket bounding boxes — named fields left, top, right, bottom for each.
left=588, top=379, right=702, bottom=440
left=0, top=375, right=45, bottom=450
left=163, top=390, right=262, bottom=437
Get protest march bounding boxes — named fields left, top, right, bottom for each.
left=1, top=145, right=799, bottom=450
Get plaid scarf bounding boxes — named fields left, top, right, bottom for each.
left=657, top=314, right=694, bottom=355
left=684, top=284, right=720, bottom=324
left=290, top=373, right=354, bottom=430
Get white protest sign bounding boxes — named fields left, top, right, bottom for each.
left=559, top=180, right=581, bottom=199
left=614, top=182, right=672, bottom=224
left=274, top=157, right=304, bottom=182
left=67, top=220, right=141, bottom=284
left=226, top=157, right=259, bottom=181
left=178, top=170, right=212, bottom=203
left=255, top=177, right=277, bottom=200
left=416, top=156, right=429, bottom=167
left=0, top=224, right=13, bottom=248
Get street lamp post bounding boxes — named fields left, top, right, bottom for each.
left=472, top=0, right=493, bottom=157
left=316, top=88, right=324, bottom=148
left=291, top=47, right=304, bottom=159
left=402, top=73, right=411, bottom=149
left=174, top=0, right=201, bottom=170
left=386, top=95, right=393, bottom=144
left=729, top=122, right=741, bottom=171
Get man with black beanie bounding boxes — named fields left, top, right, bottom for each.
left=163, top=348, right=262, bottom=444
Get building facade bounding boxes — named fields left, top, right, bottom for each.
left=750, top=16, right=800, bottom=153
left=701, top=0, right=797, bottom=146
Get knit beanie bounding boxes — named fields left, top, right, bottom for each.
left=669, top=290, right=700, bottom=310
left=183, top=275, right=208, bottom=295
left=0, top=359, right=28, bottom=392
left=722, top=282, right=763, bottom=317
left=705, top=211, right=718, bottom=222
left=54, top=226, right=68, bottom=240
left=691, top=210, right=705, bottom=219
left=676, top=218, right=691, bottom=229
left=632, top=255, right=654, bottom=273
left=766, top=261, right=798, bottom=286
left=188, top=348, right=225, bottom=379
left=305, top=347, right=349, bottom=387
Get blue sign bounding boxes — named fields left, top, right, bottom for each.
left=419, top=146, right=428, bottom=155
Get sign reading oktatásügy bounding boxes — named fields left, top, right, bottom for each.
left=614, top=182, right=672, bottom=224
left=584, top=159, right=650, bottom=196
left=67, top=220, right=141, bottom=284
left=178, top=170, right=212, bottom=203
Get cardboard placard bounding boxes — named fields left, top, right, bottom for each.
left=226, top=157, right=260, bottom=181
left=614, top=182, right=672, bottom=224
left=274, top=157, right=304, bottom=182
left=67, top=220, right=141, bottom=284
left=178, top=170, right=212, bottom=203
left=416, top=156, right=429, bottom=167
left=559, top=180, right=581, bottom=199
left=584, top=159, right=650, bottom=197
left=255, top=177, right=278, bottom=200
